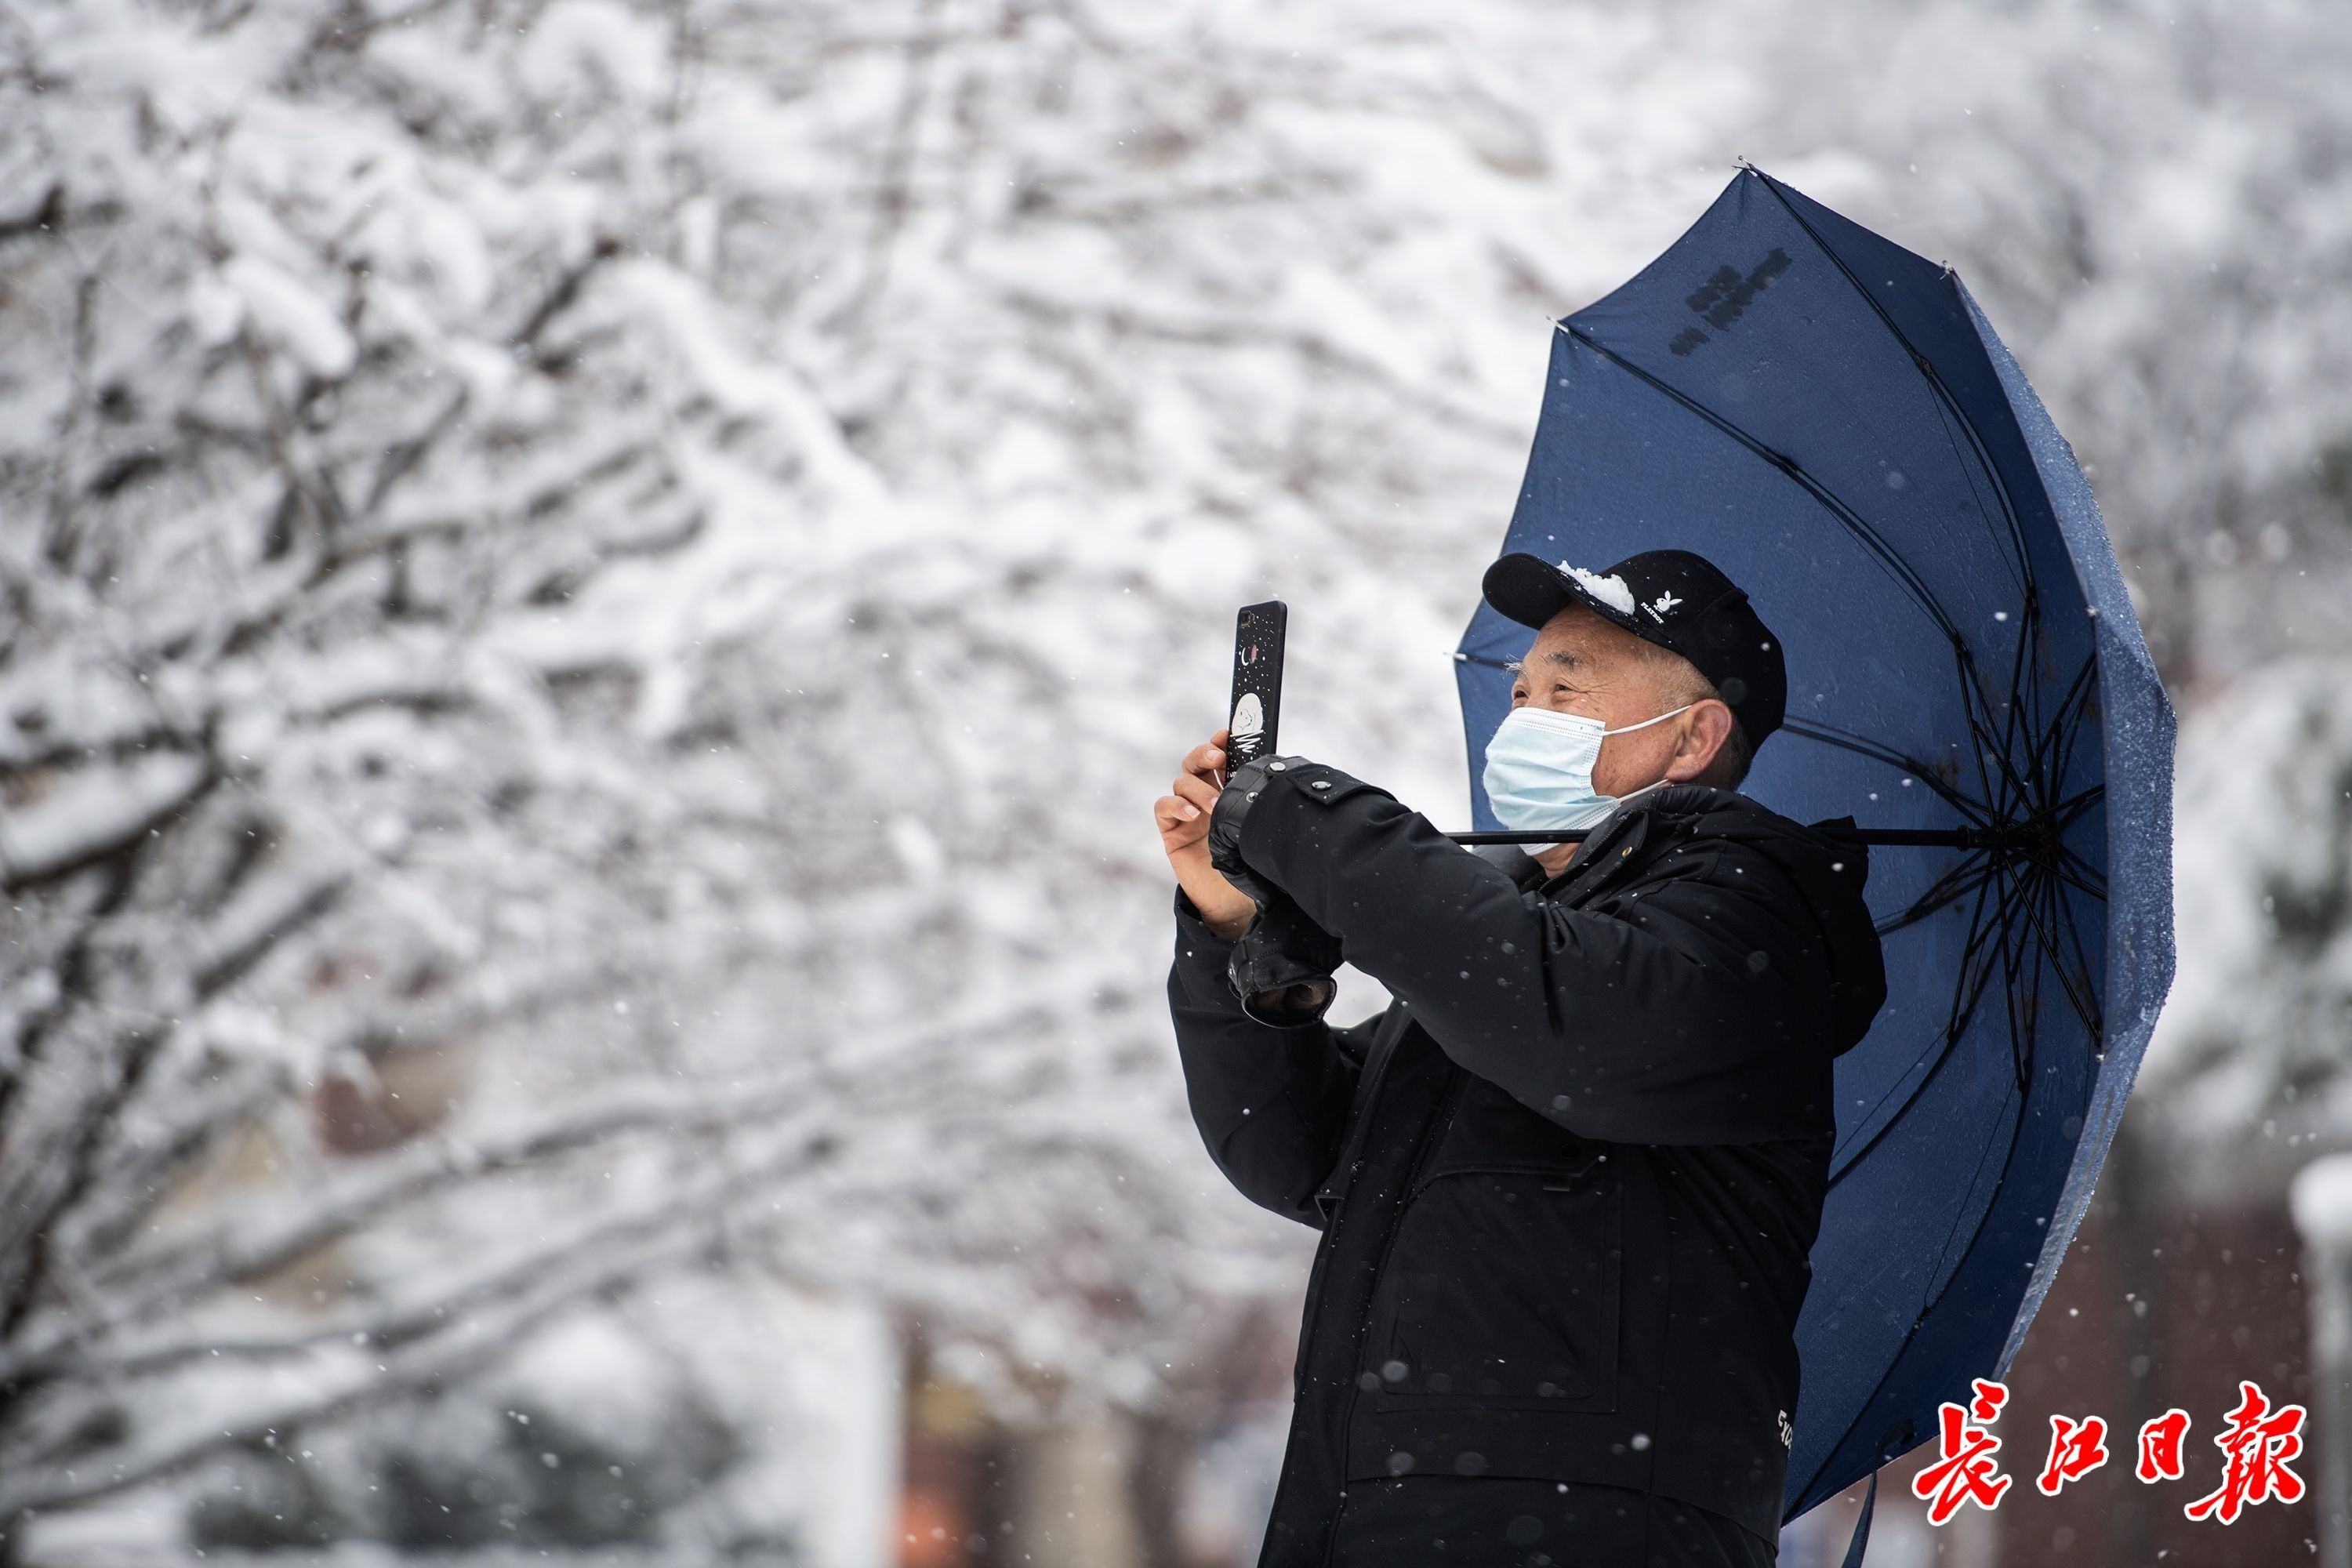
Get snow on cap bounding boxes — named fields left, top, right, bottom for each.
left=1558, top=563, right=1635, bottom=616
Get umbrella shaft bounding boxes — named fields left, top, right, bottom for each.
left=1451, top=827, right=2003, bottom=848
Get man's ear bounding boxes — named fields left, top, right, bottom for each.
left=1664, top=699, right=1736, bottom=784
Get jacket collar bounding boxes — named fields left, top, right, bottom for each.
left=1543, top=802, right=1659, bottom=904
left=1540, top=782, right=1757, bottom=902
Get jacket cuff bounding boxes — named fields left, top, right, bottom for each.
left=1173, top=887, right=1250, bottom=972
left=1228, top=894, right=1341, bottom=1026
left=1232, top=761, right=1391, bottom=884
left=1174, top=884, right=1233, bottom=937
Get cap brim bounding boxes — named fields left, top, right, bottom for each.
left=1479, top=553, right=1643, bottom=634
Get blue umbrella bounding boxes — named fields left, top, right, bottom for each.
left=1453, top=166, right=2176, bottom=1535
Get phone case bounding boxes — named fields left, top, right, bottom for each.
left=1228, top=601, right=1288, bottom=775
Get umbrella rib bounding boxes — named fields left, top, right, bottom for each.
left=1831, top=867, right=2006, bottom=1179
left=1776, top=718, right=1987, bottom=821
left=2049, top=789, right=2110, bottom=899
left=1552, top=321, right=1968, bottom=646
left=2003, top=595, right=2049, bottom=815
left=1965, top=630, right=2044, bottom=825
left=2009, top=596, right=2047, bottom=800
left=1807, top=868, right=2040, bottom=1503
left=1922, top=392, right=2034, bottom=603
left=1954, top=643, right=2002, bottom=817
left=1802, top=1090, right=2034, bottom=1510
left=1942, top=871, right=2013, bottom=1050
left=1835, top=1025, right=1966, bottom=1171
left=2007, top=869, right=2040, bottom=1093
left=2049, top=876, right=2105, bottom=1042
left=2056, top=877, right=2108, bottom=1043
left=1454, top=651, right=1519, bottom=674
left=2053, top=833, right=2108, bottom=898
left=1873, top=853, right=1995, bottom=938
left=1957, top=648, right=2013, bottom=822
left=2050, top=855, right=2108, bottom=905
left=1744, top=166, right=2040, bottom=588
left=1969, top=853, right=2045, bottom=1050
left=2045, top=795, right=2111, bottom=898
left=1973, top=850, right=2043, bottom=1098
left=1825, top=1023, right=1970, bottom=1181
left=1922, top=1082, right=2028, bottom=1313
left=2019, top=862, right=2104, bottom=1040
left=2017, top=600, right=2089, bottom=839
left=2013, top=594, right=2051, bottom=780
left=1960, top=675, right=2034, bottom=824
left=2029, top=861, right=2095, bottom=1055
left=2013, top=846, right=2107, bottom=1044
left=2051, top=785, right=2107, bottom=829
left=1951, top=632, right=2039, bottom=826
left=2042, top=653, right=2103, bottom=814
left=2005, top=607, right=2103, bottom=888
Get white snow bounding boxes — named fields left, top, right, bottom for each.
left=0, top=753, right=209, bottom=884
left=222, top=253, right=358, bottom=379
left=1559, top=563, right=1637, bottom=615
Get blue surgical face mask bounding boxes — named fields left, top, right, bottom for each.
left=1480, top=702, right=1694, bottom=833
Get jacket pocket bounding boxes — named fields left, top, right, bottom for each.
left=1367, top=1156, right=1621, bottom=1414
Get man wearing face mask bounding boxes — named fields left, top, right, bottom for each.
left=1153, top=549, right=1887, bottom=1567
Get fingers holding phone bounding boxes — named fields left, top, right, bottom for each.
left=1156, top=728, right=1256, bottom=938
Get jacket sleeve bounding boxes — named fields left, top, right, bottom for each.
left=1226, top=765, right=1835, bottom=1145
left=1167, top=890, right=1377, bottom=1226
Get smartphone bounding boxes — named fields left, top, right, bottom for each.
left=1226, top=601, right=1287, bottom=783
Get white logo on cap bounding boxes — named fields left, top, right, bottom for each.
left=1646, top=590, right=1682, bottom=622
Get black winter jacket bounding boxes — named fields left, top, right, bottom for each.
left=1167, top=764, right=1886, bottom=1563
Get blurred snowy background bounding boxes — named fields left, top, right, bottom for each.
left=2, top=0, right=2350, bottom=1564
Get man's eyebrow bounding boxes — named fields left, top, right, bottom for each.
left=1544, top=648, right=1584, bottom=670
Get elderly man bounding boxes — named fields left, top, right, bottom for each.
left=1154, top=550, right=1886, bottom=1566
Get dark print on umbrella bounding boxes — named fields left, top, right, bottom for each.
left=1452, top=166, right=2176, bottom=1524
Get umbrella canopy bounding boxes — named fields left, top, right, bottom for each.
left=1454, top=166, right=2176, bottom=1520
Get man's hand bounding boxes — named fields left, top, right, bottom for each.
left=1155, top=729, right=1260, bottom=940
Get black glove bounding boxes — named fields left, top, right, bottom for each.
left=1227, top=889, right=1342, bottom=1026
left=1203, top=752, right=1280, bottom=926
left=1207, top=756, right=1340, bottom=1025
left=1207, top=753, right=1290, bottom=882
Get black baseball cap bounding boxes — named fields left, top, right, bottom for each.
left=1480, top=547, right=1788, bottom=746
